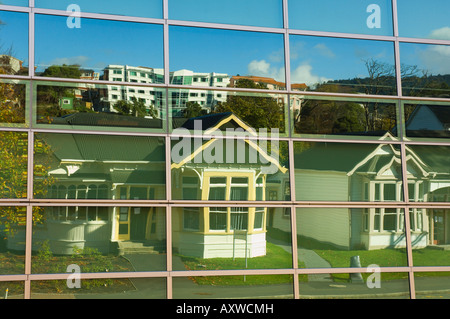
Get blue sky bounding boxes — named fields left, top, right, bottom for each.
left=169, top=26, right=285, bottom=79
left=288, top=0, right=394, bottom=36
left=34, top=14, right=164, bottom=73
left=0, top=10, right=28, bottom=64
left=35, top=0, right=163, bottom=19
left=169, top=0, right=283, bottom=28
left=1, top=2, right=448, bottom=82
left=397, top=0, right=450, bottom=39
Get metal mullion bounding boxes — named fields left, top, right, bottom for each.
left=0, top=5, right=31, bottom=13
left=400, top=141, right=416, bottom=299
left=29, top=127, right=168, bottom=138
left=169, top=268, right=296, bottom=278
left=0, top=275, right=27, bottom=282
left=397, top=37, right=450, bottom=46
left=24, top=205, right=33, bottom=299
left=167, top=19, right=285, bottom=35
left=32, top=7, right=165, bottom=25
left=29, top=271, right=169, bottom=281
left=30, top=201, right=170, bottom=207
left=30, top=76, right=167, bottom=88
left=288, top=28, right=396, bottom=43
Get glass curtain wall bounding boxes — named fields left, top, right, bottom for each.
left=0, top=0, right=449, bottom=300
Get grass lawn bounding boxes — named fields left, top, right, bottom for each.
left=179, top=242, right=296, bottom=286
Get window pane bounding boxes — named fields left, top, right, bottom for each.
left=0, top=281, right=25, bottom=299
left=32, top=206, right=166, bottom=272
left=414, top=272, right=450, bottom=298
left=36, top=81, right=165, bottom=131
left=0, top=131, right=27, bottom=199
left=0, top=207, right=26, bottom=275
left=406, top=145, right=450, bottom=203
left=289, top=0, right=394, bottom=36
left=171, top=138, right=290, bottom=201
left=299, top=273, right=410, bottom=299
left=294, top=142, right=403, bottom=202
left=173, top=275, right=294, bottom=299
left=409, top=208, right=450, bottom=253
left=35, top=0, right=163, bottom=19
left=169, top=0, right=283, bottom=28
left=397, top=0, right=450, bottom=40
left=172, top=207, right=292, bottom=267
left=400, top=43, right=450, bottom=98
left=404, top=103, right=450, bottom=139
left=30, top=278, right=166, bottom=299
left=0, top=10, right=28, bottom=76
left=169, top=26, right=286, bottom=90
left=35, top=15, right=164, bottom=80
left=34, top=133, right=166, bottom=200
left=170, top=89, right=288, bottom=134
left=293, top=96, right=399, bottom=139
left=296, top=208, right=408, bottom=267
left=0, top=80, right=27, bottom=125
left=289, top=35, right=397, bottom=95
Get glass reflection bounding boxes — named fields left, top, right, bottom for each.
left=35, top=15, right=164, bottom=79
left=31, top=278, right=166, bottom=299
left=169, top=0, right=283, bottom=28
left=169, top=26, right=286, bottom=90
left=0, top=207, right=25, bottom=275
left=289, top=35, right=397, bottom=95
left=35, top=0, right=163, bottom=19
left=33, top=133, right=166, bottom=200
left=0, top=131, right=27, bottom=199
left=0, top=80, right=26, bottom=124
left=289, top=0, right=393, bottom=36
left=173, top=275, right=294, bottom=299
left=414, top=273, right=450, bottom=299
left=404, top=103, right=450, bottom=138
left=299, top=273, right=410, bottom=299
left=295, top=208, right=408, bottom=268
left=31, top=207, right=166, bottom=272
left=171, top=137, right=290, bottom=201
left=400, top=43, right=450, bottom=98
left=0, top=282, right=24, bottom=299
left=170, top=88, right=287, bottom=133
left=36, top=82, right=165, bottom=131
left=0, top=10, right=28, bottom=76
left=397, top=0, right=450, bottom=40
left=172, top=207, right=292, bottom=270
left=293, top=96, right=398, bottom=138
left=294, top=142, right=403, bottom=202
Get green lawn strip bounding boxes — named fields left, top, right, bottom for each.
left=180, top=242, right=295, bottom=286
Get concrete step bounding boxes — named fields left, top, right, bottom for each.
left=117, top=240, right=165, bottom=255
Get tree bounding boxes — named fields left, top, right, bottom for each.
left=0, top=69, right=53, bottom=237
left=214, top=78, right=284, bottom=131
left=183, top=101, right=206, bottom=118
left=113, top=97, right=158, bottom=118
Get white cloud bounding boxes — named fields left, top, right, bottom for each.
left=429, top=27, right=450, bottom=40
left=418, top=44, right=450, bottom=75
left=291, top=63, right=331, bottom=87
left=248, top=59, right=271, bottom=75
left=247, top=59, right=285, bottom=82
left=313, top=43, right=335, bottom=58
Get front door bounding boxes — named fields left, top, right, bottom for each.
left=130, top=207, right=149, bottom=240
left=432, top=210, right=447, bottom=245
